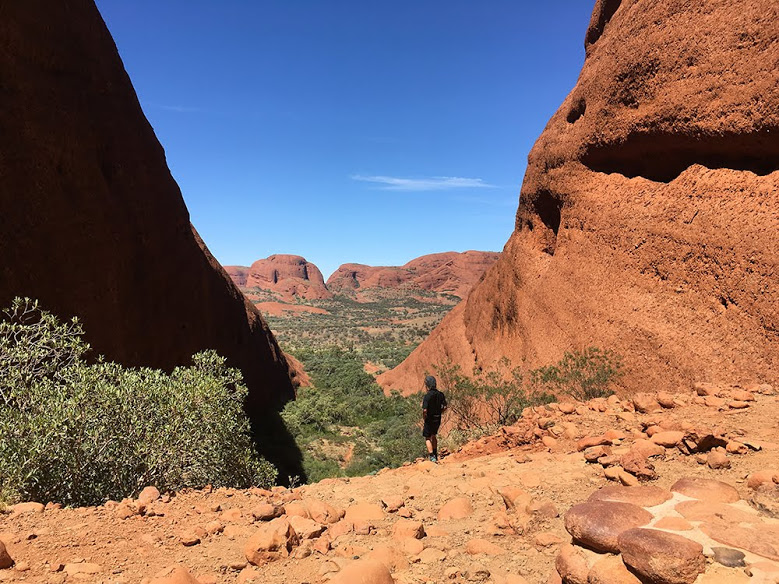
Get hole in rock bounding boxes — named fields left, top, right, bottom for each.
left=527, top=191, right=563, bottom=255
left=567, top=97, right=586, bottom=124
left=585, top=0, right=623, bottom=49
left=581, top=129, right=778, bottom=182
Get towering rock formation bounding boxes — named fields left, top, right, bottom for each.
left=380, top=0, right=778, bottom=395
left=244, top=255, right=332, bottom=301
left=327, top=251, right=501, bottom=299
left=0, top=0, right=297, bottom=429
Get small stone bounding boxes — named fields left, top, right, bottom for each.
left=137, top=486, right=161, bottom=505
left=747, top=470, right=779, bottom=489
left=438, top=497, right=474, bottom=520
left=381, top=496, right=404, bottom=512
left=707, top=450, right=731, bottom=469
left=576, top=436, right=611, bottom=451
left=250, top=503, right=283, bottom=521
left=306, top=499, right=345, bottom=525
left=0, top=541, right=13, bottom=569
left=344, top=502, right=385, bottom=523
left=555, top=544, right=590, bottom=584
left=633, top=393, right=660, bottom=413
left=392, top=519, right=425, bottom=540
left=244, top=517, right=300, bottom=566
left=725, top=441, right=748, bottom=455
left=288, top=515, right=325, bottom=540
left=465, top=539, right=505, bottom=555
left=651, top=431, right=685, bottom=448
left=583, top=446, right=611, bottom=463
left=329, top=559, right=394, bottom=584
left=149, top=566, right=201, bottom=584
left=64, top=563, right=102, bottom=575
left=533, top=532, right=563, bottom=547
left=587, top=555, right=641, bottom=584
left=711, top=547, right=745, bottom=568
left=180, top=532, right=201, bottom=547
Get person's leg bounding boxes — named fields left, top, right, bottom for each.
left=425, top=438, right=434, bottom=454
left=431, top=434, right=438, bottom=456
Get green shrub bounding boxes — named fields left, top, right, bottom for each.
left=281, top=346, right=422, bottom=481
left=529, top=347, right=623, bottom=401
left=435, top=358, right=552, bottom=431
left=0, top=298, right=277, bottom=506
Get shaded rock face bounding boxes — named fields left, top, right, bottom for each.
left=0, top=1, right=296, bottom=427
left=380, top=0, right=779, bottom=395
left=327, top=251, right=500, bottom=299
left=243, top=255, right=332, bottom=301
left=223, top=266, right=250, bottom=288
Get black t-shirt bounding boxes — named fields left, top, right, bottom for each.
left=422, top=388, right=447, bottom=422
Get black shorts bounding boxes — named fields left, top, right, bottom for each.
left=423, top=419, right=441, bottom=438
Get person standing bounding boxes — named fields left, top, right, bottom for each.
left=422, top=375, right=447, bottom=462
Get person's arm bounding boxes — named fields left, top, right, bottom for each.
left=422, top=393, right=429, bottom=421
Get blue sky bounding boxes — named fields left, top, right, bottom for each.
left=95, top=1, right=593, bottom=279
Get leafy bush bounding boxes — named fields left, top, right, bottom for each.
left=435, top=357, right=553, bottom=432
left=0, top=298, right=277, bottom=506
left=281, top=346, right=422, bottom=481
left=529, top=347, right=623, bottom=401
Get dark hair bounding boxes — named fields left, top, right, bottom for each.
left=424, top=375, right=437, bottom=390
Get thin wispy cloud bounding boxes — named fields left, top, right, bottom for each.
left=351, top=174, right=497, bottom=192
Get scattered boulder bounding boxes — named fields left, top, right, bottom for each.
left=305, top=500, right=344, bottom=525
left=555, top=544, right=590, bottom=584
left=329, top=559, right=395, bottom=584
left=438, top=497, right=474, bottom=520
left=345, top=502, right=385, bottom=523
left=587, top=554, right=641, bottom=584
left=244, top=517, right=299, bottom=565
left=149, top=566, right=202, bottom=584
left=587, top=485, right=672, bottom=508
left=564, top=501, right=653, bottom=553
left=617, top=528, right=706, bottom=584
left=392, top=519, right=425, bottom=540
left=288, top=516, right=325, bottom=540
left=465, top=539, right=506, bottom=555
left=670, top=478, right=740, bottom=503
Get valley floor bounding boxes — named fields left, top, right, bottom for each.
left=2, top=384, right=779, bottom=584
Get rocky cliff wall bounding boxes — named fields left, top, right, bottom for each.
left=379, top=0, right=778, bottom=395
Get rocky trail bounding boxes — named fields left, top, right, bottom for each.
left=2, top=382, right=779, bottom=584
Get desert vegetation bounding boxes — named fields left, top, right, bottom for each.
left=0, top=298, right=277, bottom=507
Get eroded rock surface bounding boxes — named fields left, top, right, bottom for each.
left=380, top=0, right=779, bottom=395
left=0, top=1, right=295, bottom=423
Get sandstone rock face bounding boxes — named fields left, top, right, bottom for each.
left=380, top=0, right=779, bottom=395
left=327, top=251, right=500, bottom=299
left=223, top=266, right=249, bottom=287
left=245, top=255, right=332, bottom=301
left=0, top=2, right=294, bottom=421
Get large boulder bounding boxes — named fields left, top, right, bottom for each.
left=0, top=1, right=295, bottom=428
left=379, top=0, right=779, bottom=395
